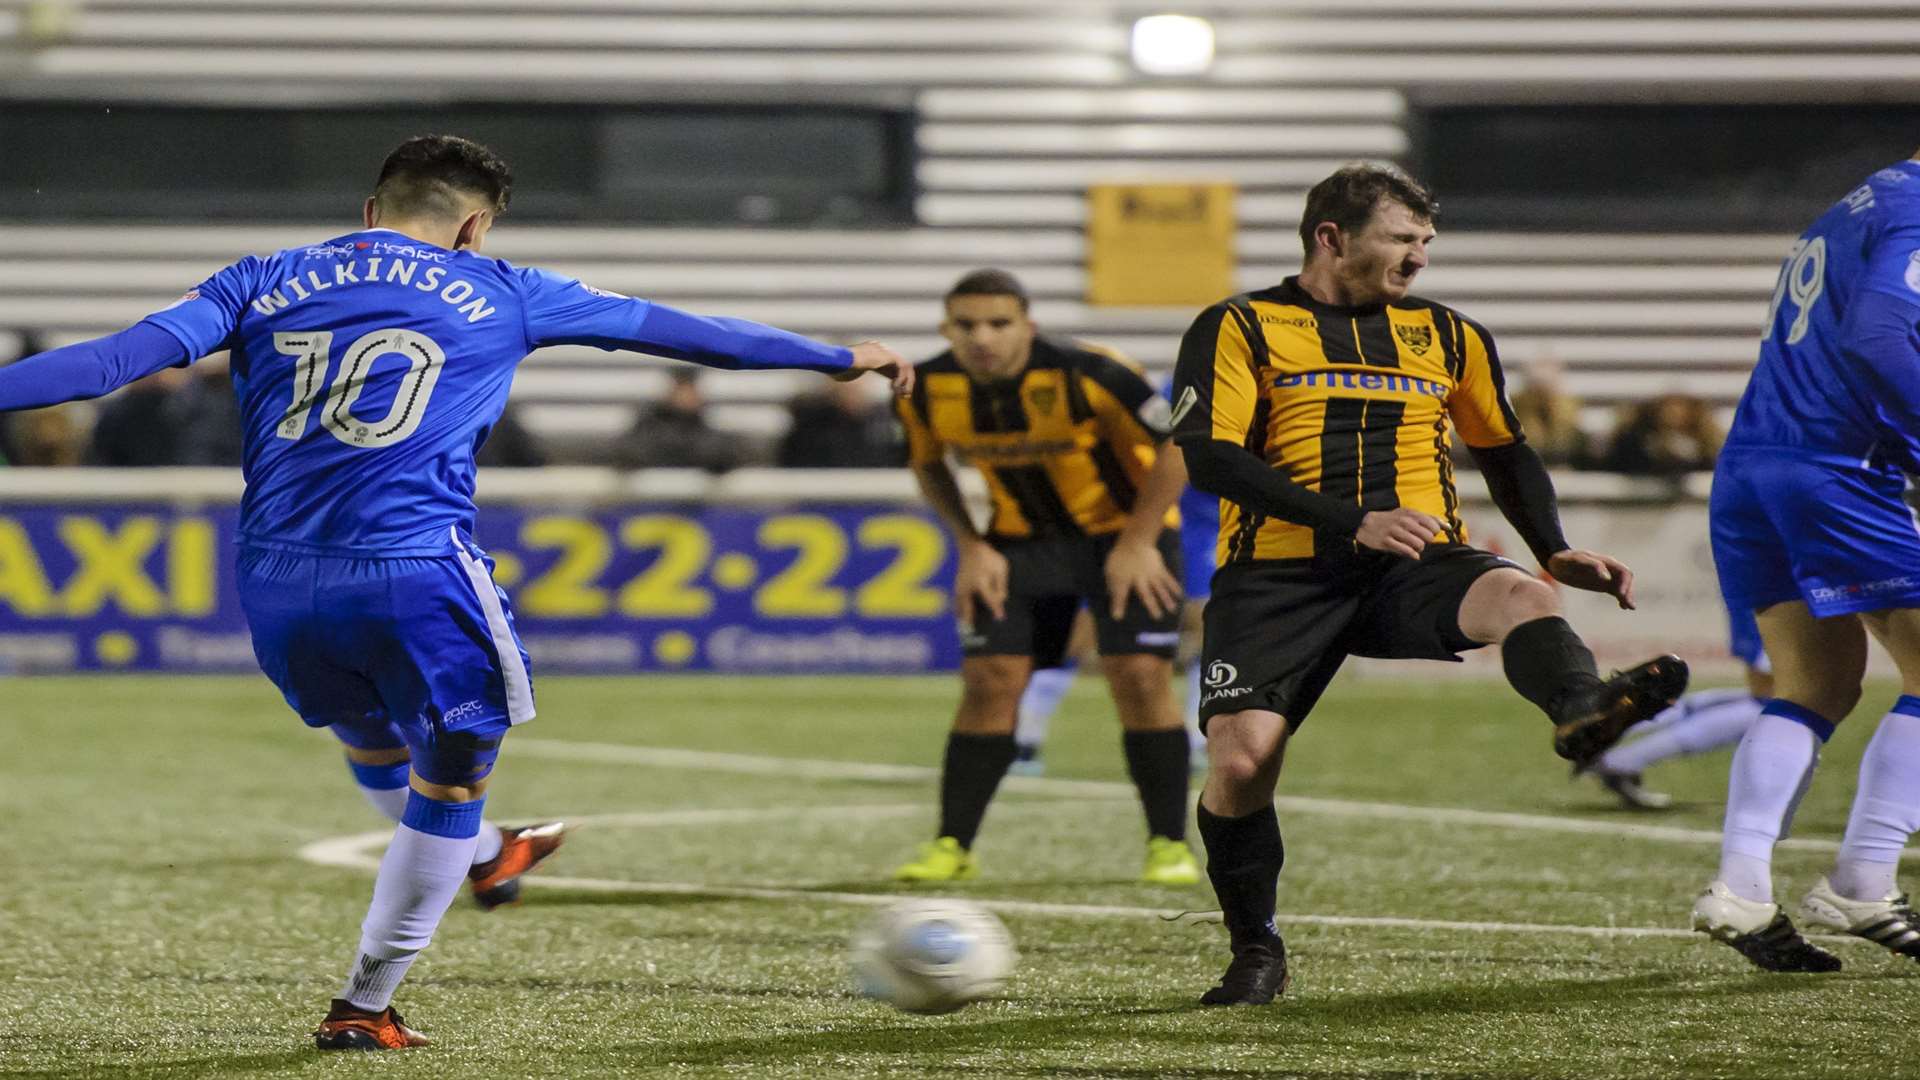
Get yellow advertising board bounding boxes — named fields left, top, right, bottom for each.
left=1086, top=182, right=1236, bottom=307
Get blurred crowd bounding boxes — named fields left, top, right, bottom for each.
left=0, top=333, right=1720, bottom=476
left=1495, top=357, right=1723, bottom=477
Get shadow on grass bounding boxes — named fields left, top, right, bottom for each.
left=600, top=969, right=1833, bottom=1071
left=0, top=1050, right=314, bottom=1080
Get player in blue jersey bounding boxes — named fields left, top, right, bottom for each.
left=0, top=135, right=913, bottom=1048
left=1692, top=151, right=1920, bottom=972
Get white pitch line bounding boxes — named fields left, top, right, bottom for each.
left=296, top=805, right=1857, bottom=944
left=504, top=736, right=1884, bottom=855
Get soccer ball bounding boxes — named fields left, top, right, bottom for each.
left=849, top=899, right=1017, bottom=1014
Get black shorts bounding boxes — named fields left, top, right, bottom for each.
left=962, top=530, right=1183, bottom=661
left=1196, top=544, right=1524, bottom=729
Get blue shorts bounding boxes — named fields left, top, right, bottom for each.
left=1178, top=486, right=1220, bottom=601
left=1712, top=449, right=1920, bottom=620
left=236, top=530, right=534, bottom=786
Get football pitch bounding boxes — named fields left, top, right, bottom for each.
left=3, top=674, right=1914, bottom=1079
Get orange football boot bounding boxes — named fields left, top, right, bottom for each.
left=468, top=822, right=568, bottom=909
left=312, top=998, right=429, bottom=1051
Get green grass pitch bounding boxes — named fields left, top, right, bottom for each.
left=2, top=673, right=1915, bottom=1078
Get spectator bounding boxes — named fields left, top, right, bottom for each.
left=476, top=404, right=549, bottom=468
left=613, top=368, right=740, bottom=473
left=89, top=367, right=186, bottom=466
left=165, top=357, right=244, bottom=466
left=1600, top=392, right=1723, bottom=476
left=777, top=377, right=904, bottom=468
left=6, top=405, right=86, bottom=466
left=1507, top=356, right=1590, bottom=468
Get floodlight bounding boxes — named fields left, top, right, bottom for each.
left=1131, top=14, right=1215, bottom=77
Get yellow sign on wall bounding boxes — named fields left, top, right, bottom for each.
left=1086, top=183, right=1236, bottom=307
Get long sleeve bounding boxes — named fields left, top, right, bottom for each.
left=1182, top=437, right=1368, bottom=535
left=0, top=323, right=194, bottom=412
left=1469, top=440, right=1571, bottom=565
left=518, top=267, right=852, bottom=373
left=627, top=304, right=853, bottom=374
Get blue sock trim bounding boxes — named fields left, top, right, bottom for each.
left=400, top=791, right=486, bottom=839
left=1760, top=698, right=1836, bottom=742
left=347, top=759, right=409, bottom=791
left=1892, top=695, right=1920, bottom=720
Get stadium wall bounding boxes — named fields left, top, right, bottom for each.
left=0, top=468, right=1757, bottom=678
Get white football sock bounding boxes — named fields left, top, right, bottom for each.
left=348, top=758, right=504, bottom=867
left=1618, top=687, right=1752, bottom=738
left=1598, top=691, right=1762, bottom=775
left=347, top=758, right=411, bottom=821
left=1717, top=705, right=1829, bottom=904
left=342, top=794, right=483, bottom=1012
left=471, top=823, right=504, bottom=866
left=1832, top=706, right=1920, bottom=901
left=357, top=784, right=410, bottom=821
left=1015, top=664, right=1077, bottom=748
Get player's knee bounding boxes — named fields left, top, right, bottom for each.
left=1485, top=576, right=1561, bottom=638
left=960, top=657, right=1029, bottom=701
left=1508, top=577, right=1561, bottom=620
left=1203, top=712, right=1287, bottom=790
left=413, top=723, right=506, bottom=791
left=1207, top=742, right=1269, bottom=790
left=1104, top=655, right=1172, bottom=706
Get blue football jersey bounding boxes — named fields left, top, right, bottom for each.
left=1725, top=159, right=1920, bottom=467
left=142, top=228, right=841, bottom=557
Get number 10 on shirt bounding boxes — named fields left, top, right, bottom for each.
left=272, top=328, right=447, bottom=448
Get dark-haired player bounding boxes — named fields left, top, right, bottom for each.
left=890, top=269, right=1201, bottom=887
left=1171, top=163, right=1687, bottom=1005
left=0, top=134, right=912, bottom=1048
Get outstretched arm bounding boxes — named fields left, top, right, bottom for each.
left=626, top=307, right=912, bottom=395
left=626, top=304, right=852, bottom=373
left=521, top=272, right=911, bottom=393
left=0, top=323, right=193, bottom=412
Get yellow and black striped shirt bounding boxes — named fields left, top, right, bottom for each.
left=1170, top=278, right=1522, bottom=564
left=897, top=336, right=1178, bottom=540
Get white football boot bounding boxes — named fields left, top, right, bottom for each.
left=1691, top=880, right=1841, bottom=972
left=1800, top=876, right=1920, bottom=963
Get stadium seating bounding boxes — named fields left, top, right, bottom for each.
left=10, top=1, right=1907, bottom=445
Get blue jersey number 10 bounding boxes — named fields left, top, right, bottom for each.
left=271, top=329, right=448, bottom=449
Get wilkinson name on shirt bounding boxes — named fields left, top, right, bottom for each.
left=249, top=258, right=496, bottom=323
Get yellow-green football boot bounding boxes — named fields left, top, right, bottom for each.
left=1142, top=836, right=1202, bottom=885
left=892, top=837, right=977, bottom=882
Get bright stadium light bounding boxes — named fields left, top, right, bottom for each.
left=1130, top=14, right=1215, bottom=77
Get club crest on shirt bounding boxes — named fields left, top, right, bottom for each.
left=1394, top=324, right=1433, bottom=354
left=1027, top=385, right=1058, bottom=414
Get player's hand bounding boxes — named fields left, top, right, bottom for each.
left=1547, top=549, right=1636, bottom=610
left=954, top=539, right=1010, bottom=626
left=1354, top=508, right=1443, bottom=559
left=834, top=341, right=914, bottom=397
left=1104, top=537, right=1181, bottom=620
